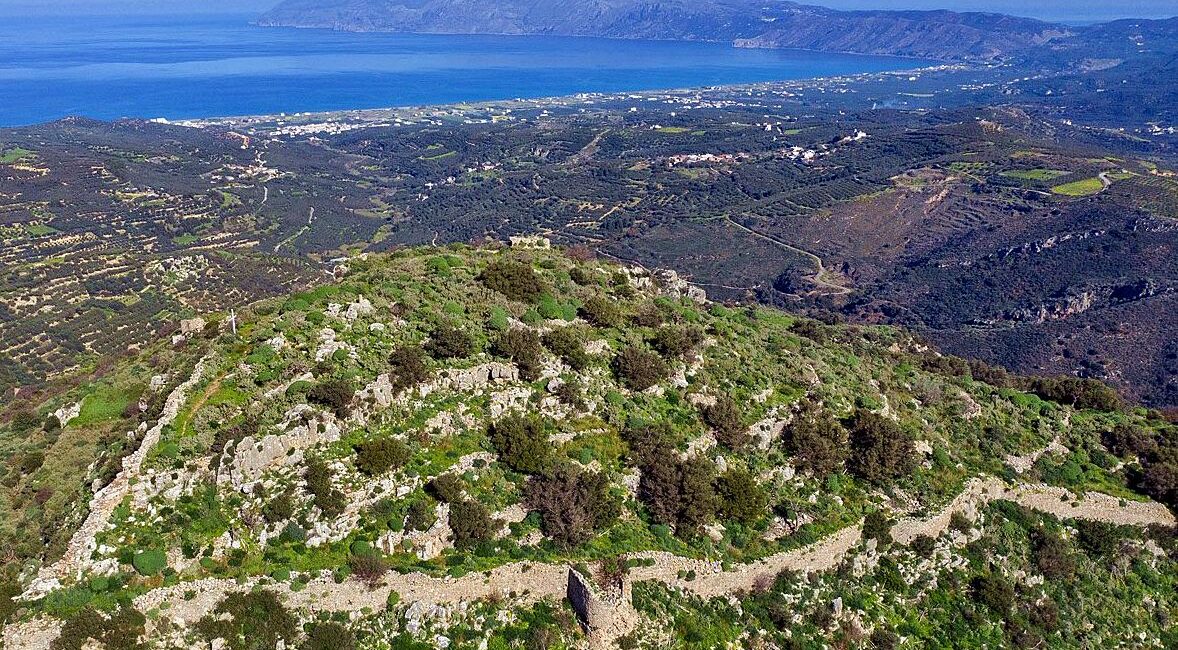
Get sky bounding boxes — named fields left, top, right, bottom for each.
left=1, top=0, right=1175, bottom=22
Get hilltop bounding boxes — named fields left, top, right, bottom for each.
left=2, top=244, right=1175, bottom=649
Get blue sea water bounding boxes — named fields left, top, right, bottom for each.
left=0, top=13, right=931, bottom=126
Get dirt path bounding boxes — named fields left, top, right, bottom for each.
left=724, top=216, right=852, bottom=296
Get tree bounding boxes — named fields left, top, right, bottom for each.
left=676, top=456, right=718, bottom=537
left=450, top=499, right=496, bottom=548
left=308, top=379, right=355, bottom=418
left=847, top=410, right=915, bottom=485
left=479, top=260, right=544, bottom=302
left=613, top=347, right=669, bottom=391
left=304, top=622, right=356, bottom=650
left=426, top=322, right=475, bottom=359
left=195, top=591, right=297, bottom=650
left=636, top=447, right=681, bottom=528
left=348, top=553, right=388, bottom=586
left=542, top=327, right=590, bottom=371
left=526, top=464, right=620, bottom=548
left=427, top=473, right=465, bottom=503
left=971, top=574, right=1014, bottom=612
left=388, top=345, right=430, bottom=392
left=262, top=489, right=295, bottom=524
left=783, top=403, right=848, bottom=477
left=354, top=438, right=411, bottom=476
left=405, top=498, right=437, bottom=532
left=1102, top=423, right=1156, bottom=458
left=1032, top=531, right=1074, bottom=580
left=702, top=395, right=747, bottom=450
left=489, top=414, right=553, bottom=474
left=716, top=468, right=767, bottom=524
left=862, top=511, right=893, bottom=546
left=580, top=296, right=623, bottom=328
left=650, top=325, right=704, bottom=359
left=493, top=328, right=544, bottom=381
left=305, top=457, right=345, bottom=517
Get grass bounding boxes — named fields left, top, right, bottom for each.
left=172, top=234, right=199, bottom=246
left=1001, top=168, right=1070, bottom=181
left=655, top=126, right=691, bottom=134
left=1052, top=177, right=1105, bottom=196
left=419, top=150, right=457, bottom=161
left=0, top=148, right=33, bottom=164
left=74, top=383, right=139, bottom=426
left=23, top=223, right=57, bottom=236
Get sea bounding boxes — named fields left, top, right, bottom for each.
left=0, top=13, right=932, bottom=126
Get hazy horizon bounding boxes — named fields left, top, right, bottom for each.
left=2, top=0, right=1175, bottom=23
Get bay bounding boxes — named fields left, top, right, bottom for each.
left=0, top=13, right=932, bottom=126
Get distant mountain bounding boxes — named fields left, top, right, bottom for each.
left=255, top=0, right=1070, bottom=61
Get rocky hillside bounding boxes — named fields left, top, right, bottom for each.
left=1, top=243, right=1175, bottom=649
left=255, top=0, right=1067, bottom=61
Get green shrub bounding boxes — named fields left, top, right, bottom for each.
left=427, top=473, right=465, bottom=503
left=406, top=499, right=437, bottom=532
left=450, top=499, right=496, bottom=548
left=580, top=296, right=623, bottom=328
left=307, top=379, right=355, bottom=418
left=971, top=573, right=1014, bottom=612
left=862, top=511, right=893, bottom=546
left=613, top=347, right=669, bottom=391
left=195, top=590, right=297, bottom=650
left=305, top=458, right=346, bottom=517
left=526, top=464, right=620, bottom=549
left=493, top=328, right=544, bottom=381
left=348, top=553, right=388, bottom=586
left=784, top=403, right=848, bottom=477
left=304, top=621, right=357, bottom=650
left=479, top=260, right=544, bottom=302
left=262, top=489, right=295, bottom=524
left=131, top=549, right=167, bottom=576
left=702, top=395, right=747, bottom=449
left=354, top=438, right=411, bottom=476
left=542, top=328, right=590, bottom=371
left=388, top=345, right=431, bottom=392
left=650, top=325, right=704, bottom=359
left=426, top=322, right=475, bottom=359
left=488, top=414, right=553, bottom=474
left=716, top=468, right=767, bottom=524
left=847, top=410, right=915, bottom=485
left=52, top=606, right=146, bottom=650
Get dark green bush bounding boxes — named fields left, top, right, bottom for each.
left=971, top=573, right=1014, bottom=612
left=488, top=414, right=553, bottom=474
left=613, top=347, right=669, bottom=391
left=262, top=489, right=295, bottom=524
left=305, top=458, right=345, bottom=517
left=847, top=410, right=916, bottom=485
left=784, top=403, right=848, bottom=477
left=716, top=468, right=767, bottom=524
left=427, top=473, right=465, bottom=503
left=526, top=464, right=620, bottom=549
left=862, top=511, right=893, bottom=546
left=195, top=590, right=297, bottom=650
left=307, top=379, right=355, bottom=418
left=650, top=325, right=704, bottom=359
left=426, top=322, right=475, bottom=359
left=579, top=296, right=623, bottom=328
left=542, top=328, right=590, bottom=371
left=388, top=345, right=430, bottom=392
left=493, top=328, right=544, bottom=381
left=479, top=260, right=544, bottom=302
left=354, top=438, right=411, bottom=476
left=304, top=621, right=357, bottom=650
left=52, top=606, right=146, bottom=650
left=405, top=499, right=437, bottom=532
left=702, top=395, right=747, bottom=450
left=450, top=499, right=496, bottom=548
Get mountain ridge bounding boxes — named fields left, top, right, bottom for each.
left=255, top=0, right=1070, bottom=61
